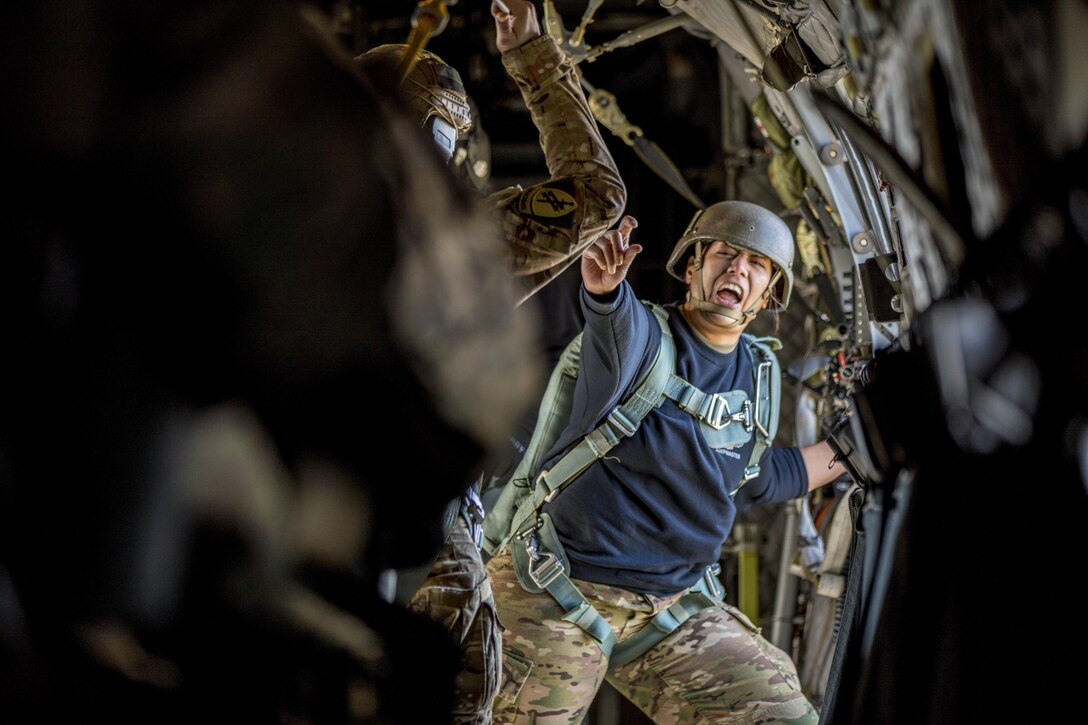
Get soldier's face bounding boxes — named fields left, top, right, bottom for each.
left=687, top=241, right=773, bottom=314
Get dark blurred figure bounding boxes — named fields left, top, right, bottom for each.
left=0, top=1, right=540, bottom=722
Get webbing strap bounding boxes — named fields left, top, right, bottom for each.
left=543, top=573, right=617, bottom=656
left=520, top=521, right=725, bottom=668
left=504, top=312, right=780, bottom=667
left=662, top=376, right=750, bottom=430
left=733, top=337, right=780, bottom=495
left=608, top=567, right=724, bottom=668
left=528, top=549, right=724, bottom=668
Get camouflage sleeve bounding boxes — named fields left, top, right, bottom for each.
left=487, top=34, right=627, bottom=302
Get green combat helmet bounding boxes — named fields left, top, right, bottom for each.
left=356, top=44, right=490, bottom=192
left=665, top=200, right=795, bottom=327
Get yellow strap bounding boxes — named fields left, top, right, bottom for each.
left=397, top=0, right=450, bottom=85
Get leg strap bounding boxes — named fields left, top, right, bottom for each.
left=608, top=564, right=725, bottom=669
left=545, top=576, right=618, bottom=656
left=513, top=526, right=724, bottom=669
left=511, top=517, right=618, bottom=656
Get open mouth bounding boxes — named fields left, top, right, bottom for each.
left=714, top=282, right=744, bottom=309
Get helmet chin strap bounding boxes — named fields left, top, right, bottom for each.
left=688, top=295, right=757, bottom=328
left=686, top=263, right=781, bottom=330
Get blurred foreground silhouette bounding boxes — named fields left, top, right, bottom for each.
left=0, top=2, right=540, bottom=722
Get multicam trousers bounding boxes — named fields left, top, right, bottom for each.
left=408, top=515, right=502, bottom=725
left=487, top=548, right=818, bottom=725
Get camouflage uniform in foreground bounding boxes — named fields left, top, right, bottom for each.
left=406, top=516, right=501, bottom=723
left=488, top=550, right=816, bottom=724
left=395, top=30, right=626, bottom=725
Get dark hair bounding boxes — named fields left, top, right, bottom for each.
left=766, top=289, right=782, bottom=334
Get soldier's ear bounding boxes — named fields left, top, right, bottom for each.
left=685, top=256, right=695, bottom=284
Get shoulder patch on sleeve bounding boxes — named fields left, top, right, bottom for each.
left=516, top=179, right=578, bottom=220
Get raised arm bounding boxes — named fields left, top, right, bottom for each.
left=488, top=0, right=627, bottom=301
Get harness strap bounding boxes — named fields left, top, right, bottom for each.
left=663, top=376, right=753, bottom=431
left=734, top=338, right=780, bottom=495
left=504, top=311, right=782, bottom=668
left=608, top=564, right=725, bottom=669
left=661, top=338, right=777, bottom=496
left=521, top=527, right=724, bottom=668
left=505, top=305, right=675, bottom=542
left=540, top=571, right=618, bottom=656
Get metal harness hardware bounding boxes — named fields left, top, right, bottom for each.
left=702, top=562, right=723, bottom=599
left=606, top=406, right=638, bottom=437
left=677, top=387, right=753, bottom=431
left=752, top=360, right=772, bottom=438
left=525, top=530, right=566, bottom=589
left=461, top=486, right=486, bottom=549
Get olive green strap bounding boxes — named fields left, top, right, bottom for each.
left=506, top=304, right=675, bottom=543
left=608, top=565, right=725, bottom=669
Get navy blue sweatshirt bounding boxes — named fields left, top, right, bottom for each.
left=541, top=282, right=808, bottom=596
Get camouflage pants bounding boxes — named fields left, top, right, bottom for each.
left=488, top=548, right=817, bottom=724
left=408, top=515, right=502, bottom=725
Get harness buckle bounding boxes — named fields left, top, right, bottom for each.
left=703, top=394, right=752, bottom=431
left=522, top=529, right=566, bottom=589
left=607, top=406, right=637, bottom=437
left=528, top=551, right=565, bottom=589
left=703, top=394, right=730, bottom=429
left=702, top=563, right=723, bottom=600
left=740, top=399, right=754, bottom=434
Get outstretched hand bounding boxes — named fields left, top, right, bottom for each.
left=582, top=215, right=642, bottom=296
left=492, top=0, right=541, bottom=53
